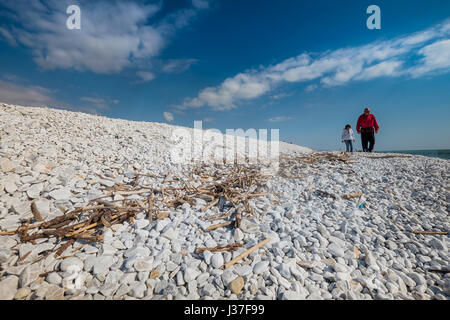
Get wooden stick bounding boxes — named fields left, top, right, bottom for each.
left=196, top=243, right=243, bottom=254
left=202, top=198, right=219, bottom=212
left=31, top=201, right=44, bottom=222
left=412, top=230, right=448, bottom=235
left=343, top=192, right=363, bottom=199
left=235, top=207, right=243, bottom=228
left=65, top=222, right=99, bottom=237
left=0, top=230, right=17, bottom=236
left=207, top=221, right=233, bottom=231
left=223, top=238, right=270, bottom=269
left=17, top=250, right=32, bottom=263
left=148, top=193, right=154, bottom=225
left=54, top=239, right=75, bottom=257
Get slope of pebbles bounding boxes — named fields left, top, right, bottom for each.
left=0, top=103, right=448, bottom=300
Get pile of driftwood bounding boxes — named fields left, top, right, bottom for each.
left=279, top=152, right=353, bottom=179
left=0, top=162, right=270, bottom=260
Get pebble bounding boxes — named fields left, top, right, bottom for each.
left=162, top=227, right=177, bottom=241
left=60, top=257, right=84, bottom=272
left=278, top=264, right=291, bottom=279
left=14, top=287, right=31, bottom=300
left=230, top=276, right=244, bottom=295
left=0, top=276, right=19, bottom=300
left=184, top=268, right=201, bottom=283
left=19, top=265, right=40, bottom=288
left=26, top=183, right=43, bottom=199
left=49, top=188, right=72, bottom=200
left=234, top=229, right=244, bottom=242
left=0, top=248, right=11, bottom=263
left=327, top=243, right=345, bottom=258
left=135, top=219, right=149, bottom=229
left=134, top=259, right=153, bottom=272
left=154, top=280, right=168, bottom=294
left=211, top=253, right=224, bottom=269
left=4, top=181, right=17, bottom=194
left=1, top=158, right=16, bottom=172
left=409, top=272, right=427, bottom=286
left=235, top=265, right=253, bottom=277
left=46, top=272, right=63, bottom=285
left=253, top=261, right=269, bottom=274
left=203, top=250, right=213, bottom=265
left=92, top=256, right=114, bottom=275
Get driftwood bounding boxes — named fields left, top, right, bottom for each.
left=30, top=201, right=44, bottom=222
left=223, top=238, right=270, bottom=269
left=412, top=230, right=448, bottom=235
left=343, top=192, right=363, bottom=199
left=207, top=221, right=233, bottom=231
left=234, top=207, right=243, bottom=228
left=0, top=162, right=271, bottom=260
left=196, top=243, right=244, bottom=254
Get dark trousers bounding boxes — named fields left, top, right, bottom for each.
left=361, top=131, right=375, bottom=152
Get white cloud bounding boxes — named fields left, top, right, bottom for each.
left=179, top=19, right=450, bottom=110
left=268, top=116, right=293, bottom=122
left=409, top=39, right=450, bottom=77
left=180, top=72, right=271, bottom=110
left=192, top=0, right=210, bottom=9
left=0, top=78, right=106, bottom=114
left=356, top=60, right=403, bottom=81
left=305, top=84, right=317, bottom=92
left=0, top=0, right=209, bottom=78
left=163, top=111, right=174, bottom=122
left=271, top=92, right=293, bottom=100
left=80, top=96, right=115, bottom=110
left=136, top=71, right=156, bottom=82
left=0, top=80, right=58, bottom=107
left=0, top=27, right=17, bottom=46
left=162, top=59, right=198, bottom=74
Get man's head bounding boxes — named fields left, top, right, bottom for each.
left=364, top=107, right=370, bottom=115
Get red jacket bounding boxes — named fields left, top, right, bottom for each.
left=356, top=114, right=379, bottom=133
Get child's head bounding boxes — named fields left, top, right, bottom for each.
left=345, top=124, right=351, bottom=130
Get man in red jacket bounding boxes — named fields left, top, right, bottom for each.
left=356, top=107, right=379, bottom=152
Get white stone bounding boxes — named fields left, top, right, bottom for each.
left=328, top=243, right=345, bottom=258
left=184, top=268, right=201, bottom=283
left=0, top=276, right=19, bottom=300
left=26, top=183, right=43, bottom=199
left=135, top=219, right=149, bottom=229
left=162, top=227, right=177, bottom=241
left=49, top=188, right=72, bottom=200
left=211, top=253, right=224, bottom=269
left=60, top=257, right=84, bottom=272
left=253, top=261, right=269, bottom=275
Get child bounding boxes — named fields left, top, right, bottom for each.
left=341, top=124, right=355, bottom=152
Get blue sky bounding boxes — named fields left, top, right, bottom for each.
left=0, top=0, right=449, bottom=150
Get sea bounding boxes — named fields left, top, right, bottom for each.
left=380, top=149, right=450, bottom=160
